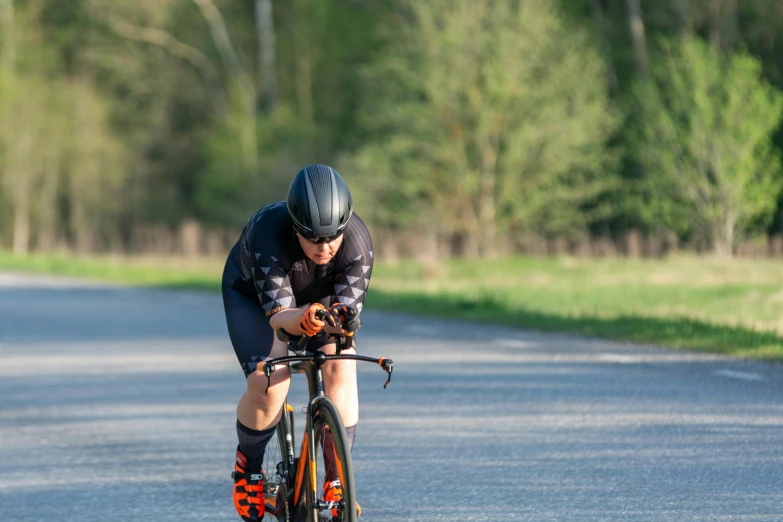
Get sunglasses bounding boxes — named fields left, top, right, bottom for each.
left=295, top=225, right=344, bottom=244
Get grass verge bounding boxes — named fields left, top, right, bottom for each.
left=366, top=290, right=783, bottom=361
left=1, top=251, right=781, bottom=361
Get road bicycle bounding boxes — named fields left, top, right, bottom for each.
left=257, top=309, right=394, bottom=522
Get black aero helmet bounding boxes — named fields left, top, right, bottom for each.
left=287, top=164, right=353, bottom=239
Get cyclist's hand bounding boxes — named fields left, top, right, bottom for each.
left=299, top=303, right=327, bottom=336
left=327, top=304, right=362, bottom=334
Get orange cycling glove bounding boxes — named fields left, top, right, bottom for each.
left=299, top=303, right=327, bottom=336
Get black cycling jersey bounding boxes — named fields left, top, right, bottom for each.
left=232, top=201, right=373, bottom=315
left=222, top=202, right=374, bottom=376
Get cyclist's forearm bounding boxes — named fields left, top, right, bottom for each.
left=269, top=307, right=306, bottom=335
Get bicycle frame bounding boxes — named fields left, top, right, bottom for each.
left=261, top=338, right=393, bottom=521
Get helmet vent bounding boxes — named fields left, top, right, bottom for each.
left=306, top=165, right=334, bottom=226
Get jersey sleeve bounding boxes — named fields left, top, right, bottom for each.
left=251, top=253, right=297, bottom=317
left=331, top=217, right=374, bottom=312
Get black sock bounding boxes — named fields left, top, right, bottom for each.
left=236, top=419, right=276, bottom=467
left=323, top=423, right=357, bottom=485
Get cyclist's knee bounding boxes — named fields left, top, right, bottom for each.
left=321, top=348, right=357, bottom=381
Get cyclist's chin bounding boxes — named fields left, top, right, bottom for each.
left=310, top=253, right=333, bottom=265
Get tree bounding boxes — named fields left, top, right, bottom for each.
left=624, top=0, right=649, bottom=78
left=255, top=0, right=276, bottom=111
left=346, top=0, right=618, bottom=257
left=0, top=0, right=14, bottom=75
left=632, top=37, right=783, bottom=254
left=589, top=0, right=619, bottom=94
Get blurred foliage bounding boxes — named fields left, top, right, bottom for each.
left=0, top=0, right=782, bottom=257
left=631, top=37, right=783, bottom=253
left=341, top=0, right=619, bottom=257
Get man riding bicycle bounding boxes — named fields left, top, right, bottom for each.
left=221, top=164, right=372, bottom=521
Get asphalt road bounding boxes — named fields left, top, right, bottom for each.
left=1, top=272, right=781, bottom=521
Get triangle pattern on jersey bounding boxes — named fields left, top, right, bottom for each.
left=351, top=287, right=365, bottom=298
left=345, top=275, right=360, bottom=285
left=335, top=284, right=348, bottom=294
left=337, top=295, right=355, bottom=305
left=361, top=265, right=370, bottom=275
left=269, top=276, right=285, bottom=287
left=278, top=296, right=295, bottom=309
left=260, top=267, right=271, bottom=275
left=265, top=290, right=279, bottom=299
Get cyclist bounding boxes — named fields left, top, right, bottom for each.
left=221, top=164, right=372, bottom=521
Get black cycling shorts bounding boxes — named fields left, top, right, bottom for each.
left=222, top=244, right=328, bottom=378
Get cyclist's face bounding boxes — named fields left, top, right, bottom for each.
left=296, top=232, right=343, bottom=265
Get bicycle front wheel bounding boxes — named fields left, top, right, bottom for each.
left=310, top=398, right=357, bottom=522
left=263, top=405, right=295, bottom=521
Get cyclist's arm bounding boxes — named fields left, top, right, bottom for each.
left=329, top=262, right=372, bottom=311
left=330, top=215, right=373, bottom=312
left=247, top=250, right=303, bottom=331
left=269, top=306, right=308, bottom=335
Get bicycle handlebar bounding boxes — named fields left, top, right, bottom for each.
left=261, top=352, right=394, bottom=394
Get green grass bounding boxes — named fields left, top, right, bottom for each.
left=368, top=256, right=783, bottom=360
left=0, top=251, right=223, bottom=291
left=1, top=251, right=782, bottom=360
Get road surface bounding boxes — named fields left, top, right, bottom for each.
left=1, top=272, right=781, bottom=521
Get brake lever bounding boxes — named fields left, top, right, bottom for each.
left=378, top=358, right=394, bottom=389
left=263, top=363, right=274, bottom=394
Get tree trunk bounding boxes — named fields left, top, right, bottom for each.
left=193, top=0, right=257, bottom=169
left=708, top=0, right=737, bottom=51
left=36, top=147, right=61, bottom=251
left=477, top=189, right=497, bottom=258
left=293, top=0, right=314, bottom=124
left=12, top=175, right=30, bottom=255
left=675, top=0, right=692, bottom=32
left=72, top=195, right=94, bottom=254
left=709, top=0, right=722, bottom=49
left=624, top=0, right=648, bottom=78
left=589, top=0, right=619, bottom=93
left=714, top=210, right=735, bottom=257
left=0, top=0, right=14, bottom=76
left=723, top=0, right=738, bottom=50
left=11, top=128, right=33, bottom=256
left=255, top=0, right=277, bottom=111
left=477, top=139, right=500, bottom=258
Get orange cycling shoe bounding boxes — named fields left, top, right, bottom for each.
left=324, top=480, right=361, bottom=518
left=232, top=447, right=266, bottom=521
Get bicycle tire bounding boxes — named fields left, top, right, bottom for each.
left=263, top=408, right=295, bottom=521
left=309, top=398, right=358, bottom=522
